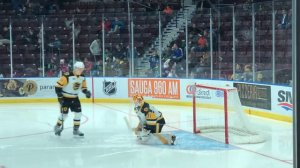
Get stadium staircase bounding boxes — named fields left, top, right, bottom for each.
left=135, top=4, right=197, bottom=77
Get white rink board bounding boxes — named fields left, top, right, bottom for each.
left=0, top=77, right=293, bottom=117
left=93, top=78, right=128, bottom=98
left=180, top=79, right=233, bottom=103
left=271, top=85, right=293, bottom=116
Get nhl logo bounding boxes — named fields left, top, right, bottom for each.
left=103, top=80, right=117, bottom=95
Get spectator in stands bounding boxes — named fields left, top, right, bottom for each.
left=89, top=38, right=102, bottom=61
left=167, top=68, right=178, bottom=78
left=241, top=64, right=253, bottom=81
left=190, top=65, right=206, bottom=79
left=12, top=0, right=26, bottom=15
left=166, top=59, right=179, bottom=78
left=256, top=71, right=264, bottom=82
left=110, top=17, right=124, bottom=34
left=162, top=59, right=171, bottom=77
left=175, top=32, right=186, bottom=49
left=163, top=5, right=173, bottom=15
left=188, top=23, right=201, bottom=36
left=170, top=43, right=183, bottom=63
left=278, top=9, right=290, bottom=29
left=59, top=59, right=69, bottom=76
left=21, top=27, right=36, bottom=44
left=112, top=44, right=126, bottom=61
left=162, top=59, right=177, bottom=77
left=45, top=0, right=60, bottom=14
left=104, top=47, right=113, bottom=63
left=98, top=17, right=111, bottom=35
left=0, top=26, right=10, bottom=45
left=195, top=34, right=208, bottom=52
left=148, top=49, right=159, bottom=77
left=92, top=60, right=102, bottom=77
left=23, top=0, right=35, bottom=15
left=65, top=19, right=81, bottom=40
left=46, top=57, right=57, bottom=77
left=48, top=35, right=61, bottom=55
left=126, top=45, right=139, bottom=60
left=163, top=5, right=173, bottom=21
left=188, top=33, right=198, bottom=51
left=103, top=48, right=114, bottom=75
left=65, top=18, right=73, bottom=29
left=230, top=63, right=243, bottom=80
left=162, top=46, right=172, bottom=60
left=84, top=57, right=93, bottom=76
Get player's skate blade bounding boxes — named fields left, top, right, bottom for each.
left=73, top=130, right=84, bottom=137
left=54, top=125, right=63, bottom=136
left=171, top=135, right=176, bottom=145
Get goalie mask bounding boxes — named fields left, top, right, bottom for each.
left=133, top=94, right=144, bottom=106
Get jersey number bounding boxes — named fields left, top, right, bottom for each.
left=146, top=112, right=156, bottom=120
left=73, top=82, right=81, bottom=90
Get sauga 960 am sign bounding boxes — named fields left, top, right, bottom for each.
left=128, top=78, right=180, bottom=99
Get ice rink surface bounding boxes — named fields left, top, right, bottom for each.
left=0, top=103, right=293, bottom=168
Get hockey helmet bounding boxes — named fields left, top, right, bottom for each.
left=133, top=94, right=143, bottom=103
left=74, top=61, right=85, bottom=69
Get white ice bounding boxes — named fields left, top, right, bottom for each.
left=0, top=103, right=293, bottom=168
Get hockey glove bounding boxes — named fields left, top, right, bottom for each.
left=83, top=90, right=91, bottom=98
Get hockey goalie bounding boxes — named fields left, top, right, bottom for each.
left=128, top=94, right=176, bottom=145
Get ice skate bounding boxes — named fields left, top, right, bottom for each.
left=73, top=129, right=84, bottom=137
left=54, top=125, right=63, bottom=136
left=171, top=135, right=176, bottom=145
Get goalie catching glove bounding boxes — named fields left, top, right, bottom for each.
left=83, top=89, right=91, bottom=98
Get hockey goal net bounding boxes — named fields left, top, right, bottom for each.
left=192, top=84, right=265, bottom=144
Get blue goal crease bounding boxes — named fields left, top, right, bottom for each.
left=154, top=131, right=236, bottom=151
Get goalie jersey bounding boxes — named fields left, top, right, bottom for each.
left=55, top=72, right=87, bottom=98
left=135, top=102, right=165, bottom=133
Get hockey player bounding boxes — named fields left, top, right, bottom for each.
left=132, top=94, right=176, bottom=145
left=54, top=61, right=91, bottom=136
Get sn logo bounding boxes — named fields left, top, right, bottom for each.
left=277, top=90, right=292, bottom=104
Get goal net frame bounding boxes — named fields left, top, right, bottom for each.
left=192, top=84, right=265, bottom=144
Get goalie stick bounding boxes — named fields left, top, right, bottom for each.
left=123, top=116, right=175, bottom=145
left=123, top=116, right=135, bottom=134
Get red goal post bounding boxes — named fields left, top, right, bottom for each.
left=192, top=84, right=265, bottom=144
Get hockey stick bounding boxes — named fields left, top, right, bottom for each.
left=124, top=116, right=144, bottom=138
left=123, top=116, right=135, bottom=133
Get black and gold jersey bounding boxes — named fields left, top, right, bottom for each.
left=55, top=72, right=87, bottom=98
left=136, top=102, right=164, bottom=126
